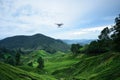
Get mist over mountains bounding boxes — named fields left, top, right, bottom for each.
left=62, top=39, right=94, bottom=45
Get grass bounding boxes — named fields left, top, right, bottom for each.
left=0, top=62, right=56, bottom=80
left=21, top=50, right=80, bottom=74
left=21, top=50, right=50, bottom=66
left=1, top=50, right=120, bottom=80
left=45, top=58, right=79, bottom=73
left=51, top=52, right=120, bottom=80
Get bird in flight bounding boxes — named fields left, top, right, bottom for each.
left=56, top=23, right=64, bottom=28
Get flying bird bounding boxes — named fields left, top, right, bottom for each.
left=56, top=23, right=64, bottom=28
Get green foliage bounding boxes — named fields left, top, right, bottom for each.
left=112, top=14, right=120, bottom=52
left=86, top=14, right=120, bottom=54
left=52, top=52, right=120, bottom=80
left=1, top=48, right=119, bottom=80
left=0, top=62, right=56, bottom=80
left=27, top=62, right=33, bottom=67
left=86, top=26, right=112, bottom=55
left=44, top=52, right=79, bottom=74
left=79, top=44, right=89, bottom=53
left=0, top=34, right=69, bottom=53
left=37, top=56, right=44, bottom=69
left=21, top=50, right=49, bottom=67
left=99, top=14, right=120, bottom=52
left=5, top=56, right=15, bottom=66
left=71, top=44, right=82, bottom=54
left=0, top=48, right=16, bottom=65
left=86, top=40, right=109, bottom=55
left=98, top=27, right=110, bottom=40
left=15, top=53, right=21, bottom=65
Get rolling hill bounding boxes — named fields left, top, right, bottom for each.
left=0, top=34, right=69, bottom=53
left=0, top=49, right=120, bottom=80
left=51, top=52, right=120, bottom=80
left=0, top=62, right=56, bottom=80
left=20, top=50, right=120, bottom=80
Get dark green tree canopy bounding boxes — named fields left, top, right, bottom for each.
left=37, top=57, right=44, bottom=69
left=86, top=14, right=120, bottom=54
left=98, top=27, right=110, bottom=40
left=15, top=53, right=21, bottom=65
left=115, top=14, right=120, bottom=25
left=71, top=44, right=82, bottom=54
left=112, top=14, right=120, bottom=52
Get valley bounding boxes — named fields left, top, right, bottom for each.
left=0, top=49, right=120, bottom=80
left=0, top=0, right=120, bottom=80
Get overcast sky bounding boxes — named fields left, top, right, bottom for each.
left=0, top=0, right=120, bottom=39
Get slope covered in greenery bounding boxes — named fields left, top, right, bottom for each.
left=20, top=50, right=120, bottom=80
left=0, top=49, right=120, bottom=80
left=0, top=62, right=56, bottom=80
left=20, top=50, right=79, bottom=73
left=51, top=52, right=120, bottom=80
left=0, top=34, right=69, bottom=53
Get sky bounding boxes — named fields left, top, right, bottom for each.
left=0, top=0, right=120, bottom=39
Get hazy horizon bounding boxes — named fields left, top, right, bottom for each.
left=0, top=33, right=96, bottom=40
left=0, top=0, right=120, bottom=39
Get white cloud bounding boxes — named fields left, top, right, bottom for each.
left=51, top=25, right=112, bottom=39
left=0, top=0, right=107, bottom=26
left=0, top=0, right=120, bottom=39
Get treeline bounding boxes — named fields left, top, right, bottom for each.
left=71, top=14, right=120, bottom=55
left=0, top=48, right=44, bottom=69
left=0, top=48, right=21, bottom=65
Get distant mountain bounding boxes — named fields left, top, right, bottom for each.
left=62, top=39, right=94, bottom=45
left=0, top=34, right=69, bottom=53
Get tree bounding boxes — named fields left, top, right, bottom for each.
left=115, top=14, right=120, bottom=25
left=15, top=53, right=21, bottom=65
left=84, top=14, right=120, bottom=55
left=71, top=44, right=82, bottom=55
left=98, top=27, right=110, bottom=40
left=111, top=14, right=120, bottom=52
left=86, top=40, right=108, bottom=55
left=28, top=62, right=33, bottom=67
left=98, top=27, right=113, bottom=51
left=37, top=57, right=44, bottom=69
left=6, top=56, right=15, bottom=66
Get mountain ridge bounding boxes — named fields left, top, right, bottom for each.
left=62, top=39, right=94, bottom=45
left=0, top=33, right=69, bottom=53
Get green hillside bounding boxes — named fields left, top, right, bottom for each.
left=20, top=50, right=78, bottom=73
left=0, top=62, right=56, bottom=80
left=20, top=50, right=120, bottom=80
left=0, top=34, right=69, bottom=53
left=51, top=53, right=120, bottom=80
left=0, top=49, right=120, bottom=80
